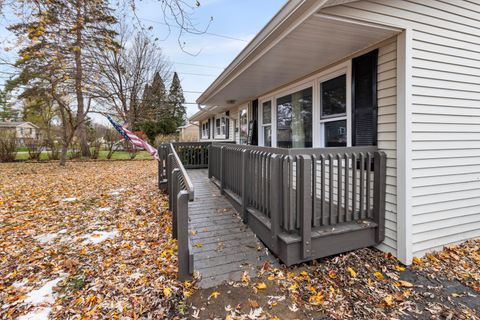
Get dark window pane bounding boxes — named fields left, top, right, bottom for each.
left=352, top=50, right=378, bottom=146
left=263, top=126, right=271, bottom=147
left=325, top=120, right=347, bottom=147
left=276, top=87, right=312, bottom=148
left=321, top=74, right=346, bottom=118
left=262, top=101, right=272, bottom=124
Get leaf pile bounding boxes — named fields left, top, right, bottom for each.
left=0, top=161, right=193, bottom=319
left=190, top=243, right=480, bottom=319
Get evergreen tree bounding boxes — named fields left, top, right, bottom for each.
left=168, top=72, right=186, bottom=127
left=9, top=0, right=118, bottom=158
left=149, top=72, right=167, bottom=121
left=0, top=89, right=19, bottom=121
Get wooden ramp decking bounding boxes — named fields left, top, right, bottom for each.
left=187, top=169, right=278, bottom=288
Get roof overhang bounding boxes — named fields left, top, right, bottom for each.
left=193, top=0, right=401, bottom=122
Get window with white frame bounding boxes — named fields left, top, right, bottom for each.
left=215, top=115, right=226, bottom=138
left=320, top=74, right=347, bottom=147
left=201, top=121, right=209, bottom=139
left=261, top=101, right=272, bottom=147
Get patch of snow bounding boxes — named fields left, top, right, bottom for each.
left=17, top=307, right=52, bottom=320
left=58, top=229, right=67, bottom=234
left=109, top=188, right=126, bottom=196
left=24, top=278, right=63, bottom=305
left=12, top=279, right=28, bottom=288
left=62, top=197, right=77, bottom=202
left=82, top=230, right=118, bottom=245
left=97, top=207, right=111, bottom=212
left=34, top=234, right=58, bottom=244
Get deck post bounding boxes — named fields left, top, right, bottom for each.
left=208, top=145, right=212, bottom=179
left=171, top=168, right=180, bottom=240
left=220, top=146, right=225, bottom=195
left=167, top=153, right=174, bottom=210
left=298, top=155, right=312, bottom=260
left=241, top=149, right=249, bottom=223
left=373, top=151, right=387, bottom=243
left=158, top=146, right=163, bottom=190
left=269, top=154, right=282, bottom=253
left=177, top=190, right=192, bottom=281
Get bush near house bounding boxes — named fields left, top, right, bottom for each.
left=0, top=133, right=17, bottom=162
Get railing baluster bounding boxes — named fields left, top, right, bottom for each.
left=289, top=157, right=296, bottom=231
left=359, top=152, right=365, bottom=220
left=312, top=155, right=318, bottom=227
left=282, top=157, right=289, bottom=231
left=366, top=152, right=372, bottom=219
left=344, top=153, right=350, bottom=222
left=320, top=154, right=325, bottom=226
left=337, top=153, right=342, bottom=224
left=328, top=154, right=334, bottom=226
left=352, top=153, right=357, bottom=220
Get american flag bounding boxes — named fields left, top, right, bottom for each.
left=106, top=115, right=159, bottom=161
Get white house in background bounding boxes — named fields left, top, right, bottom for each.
left=190, top=0, right=480, bottom=264
left=0, top=121, right=40, bottom=144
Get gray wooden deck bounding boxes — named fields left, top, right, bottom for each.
left=188, top=169, right=278, bottom=288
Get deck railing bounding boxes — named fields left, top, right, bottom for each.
left=209, top=143, right=387, bottom=265
left=158, top=143, right=197, bottom=280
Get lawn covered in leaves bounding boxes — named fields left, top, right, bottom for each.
left=1, top=161, right=479, bottom=320
left=0, top=161, right=192, bottom=319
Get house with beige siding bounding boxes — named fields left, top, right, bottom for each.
left=188, top=0, right=480, bottom=265
left=177, top=122, right=200, bottom=142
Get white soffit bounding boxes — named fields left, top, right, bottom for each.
left=200, top=14, right=400, bottom=107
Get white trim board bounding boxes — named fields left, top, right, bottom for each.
left=396, top=28, right=413, bottom=265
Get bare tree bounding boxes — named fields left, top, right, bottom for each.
left=91, top=23, right=171, bottom=127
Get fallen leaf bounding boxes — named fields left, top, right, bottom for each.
left=256, top=282, right=267, bottom=290
left=347, top=267, right=357, bottom=278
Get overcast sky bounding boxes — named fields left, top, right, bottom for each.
left=0, top=0, right=286, bottom=123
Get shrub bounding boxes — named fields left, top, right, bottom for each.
left=154, top=134, right=178, bottom=146
left=0, top=132, right=17, bottom=162
left=25, top=138, right=44, bottom=161
left=46, top=140, right=60, bottom=160
left=70, top=142, right=81, bottom=159
left=90, top=141, right=102, bottom=159
left=137, top=119, right=178, bottom=143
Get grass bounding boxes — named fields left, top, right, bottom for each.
left=14, top=150, right=153, bottom=161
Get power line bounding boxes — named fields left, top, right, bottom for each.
left=171, top=61, right=224, bottom=69
left=139, top=17, right=250, bottom=43
left=177, top=71, right=217, bottom=77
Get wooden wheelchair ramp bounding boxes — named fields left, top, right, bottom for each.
left=188, top=169, right=278, bottom=288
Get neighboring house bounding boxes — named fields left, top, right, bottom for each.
left=0, top=121, right=40, bottom=145
left=177, top=122, right=199, bottom=142
left=190, top=0, right=480, bottom=264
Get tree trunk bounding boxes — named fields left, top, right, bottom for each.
left=74, top=0, right=90, bottom=158
left=59, top=143, right=68, bottom=166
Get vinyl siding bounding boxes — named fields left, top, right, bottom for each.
left=323, top=0, right=480, bottom=258
left=376, top=39, right=398, bottom=255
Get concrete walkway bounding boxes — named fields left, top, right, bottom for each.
left=187, top=169, right=278, bottom=288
